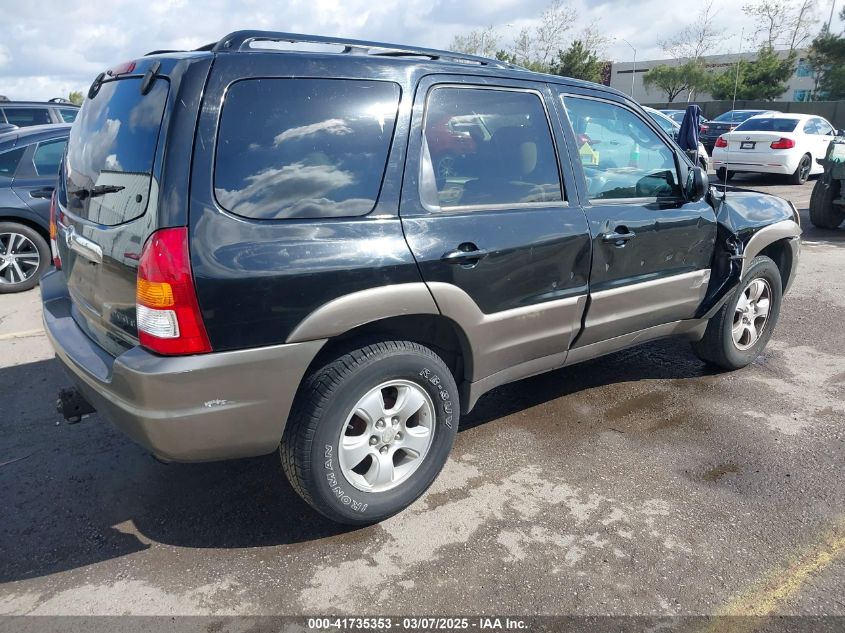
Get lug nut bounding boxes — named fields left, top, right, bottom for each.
left=392, top=417, right=399, bottom=426
left=380, top=446, right=389, bottom=455
left=370, top=436, right=378, bottom=445
left=375, top=419, right=385, bottom=429
left=396, top=432, right=403, bottom=440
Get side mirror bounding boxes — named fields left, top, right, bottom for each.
left=686, top=165, right=709, bottom=202
left=837, top=129, right=845, bottom=137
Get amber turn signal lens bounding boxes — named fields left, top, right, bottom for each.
left=136, top=278, right=175, bottom=308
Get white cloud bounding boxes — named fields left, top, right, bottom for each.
left=273, top=118, right=352, bottom=145
left=0, top=0, right=831, bottom=101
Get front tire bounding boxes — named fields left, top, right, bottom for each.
left=0, top=222, right=50, bottom=294
left=692, top=255, right=782, bottom=370
left=281, top=340, right=459, bottom=525
left=809, top=177, right=845, bottom=229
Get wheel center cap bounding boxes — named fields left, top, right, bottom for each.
left=380, top=427, right=398, bottom=444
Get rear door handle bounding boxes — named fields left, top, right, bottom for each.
left=602, top=230, right=636, bottom=245
left=30, top=187, right=55, bottom=199
left=441, top=244, right=489, bottom=264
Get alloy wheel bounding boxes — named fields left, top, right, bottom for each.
left=0, top=232, right=41, bottom=286
left=338, top=379, right=435, bottom=493
left=732, top=278, right=772, bottom=351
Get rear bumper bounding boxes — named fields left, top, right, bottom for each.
left=41, top=270, right=325, bottom=462
left=712, top=150, right=798, bottom=175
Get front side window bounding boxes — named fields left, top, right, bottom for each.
left=3, top=108, right=51, bottom=127
left=814, top=118, right=834, bottom=135
left=562, top=96, right=681, bottom=201
left=214, top=78, right=400, bottom=220
left=33, top=139, right=67, bottom=176
left=421, top=87, right=562, bottom=208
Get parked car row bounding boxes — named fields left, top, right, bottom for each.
left=0, top=124, right=70, bottom=292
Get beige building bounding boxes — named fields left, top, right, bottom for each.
left=609, top=49, right=816, bottom=103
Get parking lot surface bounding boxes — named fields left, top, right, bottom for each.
left=1, top=175, right=843, bottom=618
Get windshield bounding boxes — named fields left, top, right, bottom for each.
left=735, top=118, right=799, bottom=133
left=65, top=77, right=168, bottom=225
left=713, top=111, right=764, bottom=123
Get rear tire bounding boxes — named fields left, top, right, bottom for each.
left=281, top=340, right=459, bottom=525
left=716, top=167, right=733, bottom=182
left=809, top=178, right=845, bottom=229
left=789, top=153, right=812, bottom=185
left=0, top=222, right=50, bottom=294
left=692, top=256, right=782, bottom=370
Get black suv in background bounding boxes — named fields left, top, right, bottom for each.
left=0, top=100, right=79, bottom=128
left=0, top=124, right=70, bottom=292
left=700, top=109, right=778, bottom=153
left=43, top=32, right=800, bottom=524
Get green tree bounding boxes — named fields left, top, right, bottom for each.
left=67, top=91, right=83, bottom=106
left=710, top=46, right=796, bottom=100
left=550, top=40, right=603, bottom=82
left=807, top=8, right=845, bottom=99
left=644, top=62, right=710, bottom=102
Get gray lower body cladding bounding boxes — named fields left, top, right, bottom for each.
left=41, top=270, right=325, bottom=462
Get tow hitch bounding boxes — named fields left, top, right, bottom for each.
left=56, top=388, right=96, bottom=424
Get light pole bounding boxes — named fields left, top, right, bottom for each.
left=621, top=39, right=637, bottom=99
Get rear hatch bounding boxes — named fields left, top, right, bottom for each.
left=722, top=131, right=791, bottom=155
left=56, top=60, right=179, bottom=356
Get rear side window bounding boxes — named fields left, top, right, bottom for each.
left=59, top=109, right=78, bottom=123
left=33, top=139, right=67, bottom=176
left=214, top=79, right=401, bottom=220
left=3, top=108, right=52, bottom=127
left=0, top=147, right=26, bottom=177
left=421, top=87, right=562, bottom=208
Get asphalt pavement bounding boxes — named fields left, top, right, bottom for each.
left=1, top=174, right=843, bottom=623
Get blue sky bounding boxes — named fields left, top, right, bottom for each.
left=0, top=0, right=839, bottom=101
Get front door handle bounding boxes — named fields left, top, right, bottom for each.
left=602, top=229, right=636, bottom=245
left=441, top=243, right=489, bottom=265
left=30, top=187, right=55, bottom=199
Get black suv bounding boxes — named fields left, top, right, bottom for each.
left=0, top=124, right=70, bottom=292
left=43, top=32, right=800, bottom=524
left=0, top=100, right=79, bottom=128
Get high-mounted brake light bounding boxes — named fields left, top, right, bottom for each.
left=49, top=191, right=62, bottom=270
left=770, top=137, right=796, bottom=149
left=136, top=228, right=211, bottom=355
left=715, top=136, right=728, bottom=148
left=108, top=61, right=136, bottom=76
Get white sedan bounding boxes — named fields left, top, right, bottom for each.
left=711, top=113, right=839, bottom=185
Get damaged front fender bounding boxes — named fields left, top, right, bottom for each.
left=696, top=188, right=801, bottom=319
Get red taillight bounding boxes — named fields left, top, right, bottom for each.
left=136, top=227, right=211, bottom=355
left=49, top=192, right=62, bottom=270
left=715, top=136, right=728, bottom=148
left=700, top=124, right=709, bottom=133
left=770, top=137, right=796, bottom=149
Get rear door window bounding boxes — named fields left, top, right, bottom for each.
left=0, top=147, right=26, bottom=178
left=59, top=108, right=78, bottom=123
left=65, top=77, right=169, bottom=225
left=214, top=78, right=401, bottom=220
left=3, top=108, right=52, bottom=126
left=420, top=87, right=563, bottom=208
left=33, top=139, right=67, bottom=176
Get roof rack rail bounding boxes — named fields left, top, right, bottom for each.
left=208, top=30, right=515, bottom=69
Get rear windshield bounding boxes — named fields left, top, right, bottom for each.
left=2, top=108, right=52, bottom=126
left=735, top=118, right=799, bottom=132
left=214, top=78, right=400, bottom=220
left=64, top=77, right=168, bottom=226
left=713, top=111, right=764, bottom=123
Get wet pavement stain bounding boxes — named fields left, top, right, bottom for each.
left=701, top=463, right=741, bottom=483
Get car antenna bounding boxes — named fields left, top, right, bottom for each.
left=724, top=28, right=744, bottom=197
